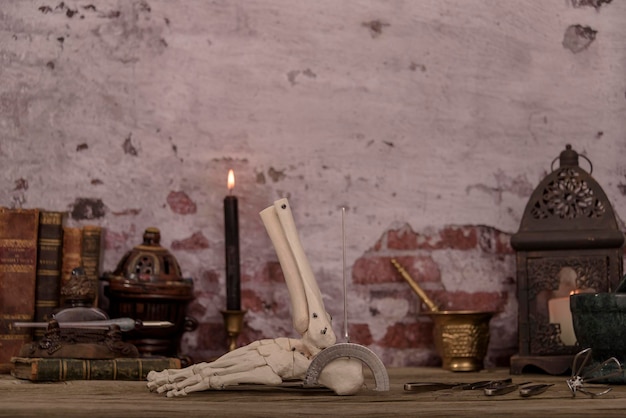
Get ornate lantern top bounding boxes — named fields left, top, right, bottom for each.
left=511, top=144, right=624, bottom=251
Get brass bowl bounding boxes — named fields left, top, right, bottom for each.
left=425, top=311, right=494, bottom=372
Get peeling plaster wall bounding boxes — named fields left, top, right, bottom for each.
left=1, top=0, right=626, bottom=367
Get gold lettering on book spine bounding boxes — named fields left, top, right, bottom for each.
left=0, top=264, right=35, bottom=273
left=0, top=239, right=36, bottom=248
left=39, top=212, right=63, bottom=225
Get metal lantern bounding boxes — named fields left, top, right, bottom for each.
left=510, top=145, right=624, bottom=375
left=103, top=227, right=196, bottom=364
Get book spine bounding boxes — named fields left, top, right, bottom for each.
left=34, top=211, right=65, bottom=339
left=60, top=226, right=82, bottom=306
left=81, top=225, right=102, bottom=307
left=0, top=208, right=40, bottom=373
left=14, top=357, right=181, bottom=381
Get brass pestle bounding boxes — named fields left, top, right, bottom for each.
left=391, top=259, right=439, bottom=312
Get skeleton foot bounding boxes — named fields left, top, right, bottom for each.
left=166, top=389, right=185, bottom=398
left=146, top=370, right=175, bottom=390
left=160, top=368, right=273, bottom=397
left=146, top=199, right=366, bottom=397
left=147, top=363, right=208, bottom=391
left=159, top=377, right=210, bottom=396
left=165, top=378, right=212, bottom=397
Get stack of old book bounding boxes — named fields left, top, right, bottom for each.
left=11, top=356, right=181, bottom=382
left=0, top=207, right=180, bottom=381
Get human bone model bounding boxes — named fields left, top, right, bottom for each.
left=147, top=198, right=364, bottom=396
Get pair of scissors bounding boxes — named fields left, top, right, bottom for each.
left=483, top=381, right=553, bottom=397
left=404, top=378, right=512, bottom=393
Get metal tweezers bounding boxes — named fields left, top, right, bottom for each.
left=519, top=383, right=554, bottom=397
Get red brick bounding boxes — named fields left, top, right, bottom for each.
left=353, top=255, right=440, bottom=285
left=203, top=269, right=220, bottom=284
left=196, top=322, right=227, bottom=352
left=171, top=231, right=209, bottom=250
left=166, top=190, right=197, bottom=214
left=103, top=225, right=136, bottom=251
left=386, top=224, right=479, bottom=250
left=353, top=256, right=391, bottom=284
left=476, top=225, right=514, bottom=254
left=348, top=323, right=373, bottom=346
left=241, top=288, right=273, bottom=313
left=186, top=299, right=209, bottom=321
left=373, top=233, right=384, bottom=251
left=253, top=261, right=285, bottom=284
left=420, top=289, right=450, bottom=310
left=384, top=224, right=514, bottom=252
left=386, top=225, right=419, bottom=250
left=239, top=327, right=263, bottom=348
left=189, top=269, right=219, bottom=294
left=192, top=319, right=260, bottom=356
left=379, top=321, right=433, bottom=349
left=398, top=255, right=441, bottom=283
left=439, top=225, right=478, bottom=250
left=437, top=291, right=508, bottom=312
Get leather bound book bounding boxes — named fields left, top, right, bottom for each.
left=0, top=207, right=40, bottom=373
left=34, top=211, right=65, bottom=340
left=81, top=225, right=102, bottom=306
left=11, top=357, right=181, bottom=381
left=60, top=226, right=83, bottom=305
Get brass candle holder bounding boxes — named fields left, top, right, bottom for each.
left=391, top=259, right=493, bottom=372
left=220, top=309, right=247, bottom=352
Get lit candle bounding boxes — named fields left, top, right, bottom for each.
left=224, top=169, right=241, bottom=311
left=548, top=295, right=576, bottom=346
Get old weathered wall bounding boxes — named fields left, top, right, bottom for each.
left=1, top=0, right=625, bottom=368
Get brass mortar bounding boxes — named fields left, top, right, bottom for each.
left=424, top=310, right=494, bottom=372
left=391, top=259, right=494, bottom=372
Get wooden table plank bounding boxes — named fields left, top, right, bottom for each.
left=1, top=367, right=625, bottom=417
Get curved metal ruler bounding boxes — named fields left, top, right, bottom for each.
left=303, top=343, right=389, bottom=391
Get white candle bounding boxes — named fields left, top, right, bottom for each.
left=548, top=296, right=576, bottom=346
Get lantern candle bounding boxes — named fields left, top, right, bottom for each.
left=224, top=169, right=241, bottom=311
left=548, top=295, right=576, bottom=346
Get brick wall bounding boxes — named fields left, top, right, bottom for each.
left=2, top=0, right=626, bottom=368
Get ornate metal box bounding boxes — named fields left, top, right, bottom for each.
left=103, top=228, right=196, bottom=364
left=510, top=145, right=624, bottom=374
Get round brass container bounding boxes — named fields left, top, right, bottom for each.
left=103, top=228, right=195, bottom=361
left=425, top=311, right=494, bottom=372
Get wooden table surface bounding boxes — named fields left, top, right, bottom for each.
left=1, top=367, right=624, bottom=417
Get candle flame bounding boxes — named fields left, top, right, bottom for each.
left=227, top=169, right=235, bottom=192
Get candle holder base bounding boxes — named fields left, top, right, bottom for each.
left=220, top=309, right=247, bottom=352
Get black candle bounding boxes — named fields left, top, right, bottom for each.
left=224, top=169, right=241, bottom=311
